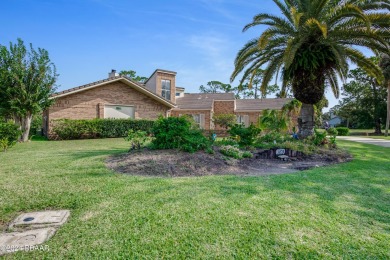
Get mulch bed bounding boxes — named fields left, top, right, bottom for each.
left=106, top=147, right=353, bottom=177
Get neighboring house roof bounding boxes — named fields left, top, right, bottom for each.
left=329, top=116, right=342, bottom=124
left=50, top=76, right=176, bottom=108
left=174, top=93, right=235, bottom=110
left=235, top=98, right=292, bottom=112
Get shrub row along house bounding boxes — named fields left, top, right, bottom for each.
left=44, top=69, right=292, bottom=138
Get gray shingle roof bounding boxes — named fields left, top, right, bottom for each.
left=235, top=98, right=292, bottom=111
left=176, top=93, right=235, bottom=110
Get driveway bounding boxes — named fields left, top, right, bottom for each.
left=337, top=136, right=390, bottom=148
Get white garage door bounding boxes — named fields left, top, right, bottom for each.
left=104, top=105, right=135, bottom=119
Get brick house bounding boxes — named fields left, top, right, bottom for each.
left=44, top=69, right=292, bottom=137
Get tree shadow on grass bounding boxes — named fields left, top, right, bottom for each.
left=207, top=142, right=390, bottom=227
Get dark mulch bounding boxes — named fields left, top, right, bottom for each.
left=106, top=147, right=353, bottom=177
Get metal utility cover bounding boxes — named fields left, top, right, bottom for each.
left=0, top=228, right=56, bottom=255
left=9, top=210, right=70, bottom=231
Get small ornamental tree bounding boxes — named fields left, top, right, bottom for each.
left=0, top=38, right=57, bottom=142
left=213, top=114, right=236, bottom=129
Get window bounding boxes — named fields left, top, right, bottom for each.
left=176, top=92, right=180, bottom=97
left=237, top=115, right=249, bottom=127
left=162, top=80, right=171, bottom=100
left=192, top=114, right=200, bottom=126
left=104, top=105, right=135, bottom=119
left=237, top=115, right=244, bottom=124
left=192, top=114, right=205, bottom=129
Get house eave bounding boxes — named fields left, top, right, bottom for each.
left=50, top=77, right=176, bottom=108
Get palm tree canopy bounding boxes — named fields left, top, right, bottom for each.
left=232, top=0, right=390, bottom=105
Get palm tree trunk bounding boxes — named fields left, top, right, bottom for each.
left=298, top=103, right=315, bottom=139
left=386, top=82, right=390, bottom=136
left=372, top=82, right=382, bottom=134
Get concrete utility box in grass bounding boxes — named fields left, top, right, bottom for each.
left=9, top=210, right=70, bottom=231
left=0, top=228, right=55, bottom=255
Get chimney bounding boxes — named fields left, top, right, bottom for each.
left=108, top=69, right=119, bottom=78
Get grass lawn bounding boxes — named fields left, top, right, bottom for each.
left=361, top=135, right=390, bottom=140
left=0, top=139, right=389, bottom=258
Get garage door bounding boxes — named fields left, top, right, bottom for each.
left=104, top=105, right=135, bottom=119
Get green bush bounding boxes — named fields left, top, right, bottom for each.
left=336, top=127, right=349, bottom=136
left=312, top=129, right=328, bottom=146
left=30, top=114, right=43, bottom=137
left=52, top=119, right=155, bottom=140
left=214, top=138, right=239, bottom=147
left=212, top=114, right=236, bottom=129
left=256, top=131, right=290, bottom=144
left=0, top=121, right=21, bottom=152
left=220, top=145, right=252, bottom=159
left=326, top=127, right=338, bottom=136
left=151, top=116, right=210, bottom=153
left=125, top=130, right=150, bottom=151
left=228, top=124, right=261, bottom=147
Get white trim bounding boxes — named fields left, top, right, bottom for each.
left=171, top=108, right=212, bottom=111
left=50, top=78, right=176, bottom=108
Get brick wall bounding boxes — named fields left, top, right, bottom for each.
left=155, top=72, right=176, bottom=103
left=213, top=101, right=235, bottom=114
left=47, top=81, right=171, bottom=134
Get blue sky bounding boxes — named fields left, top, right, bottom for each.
left=1, top=0, right=365, bottom=111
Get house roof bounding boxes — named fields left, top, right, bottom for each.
left=235, top=98, right=292, bottom=112
left=50, top=76, right=176, bottom=108
left=144, top=69, right=177, bottom=84
left=174, top=93, right=235, bottom=110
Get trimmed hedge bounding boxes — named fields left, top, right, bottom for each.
left=52, top=119, right=155, bottom=140
left=336, top=127, right=349, bottom=136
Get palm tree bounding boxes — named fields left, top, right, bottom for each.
left=379, top=54, right=390, bottom=136
left=231, top=0, right=389, bottom=138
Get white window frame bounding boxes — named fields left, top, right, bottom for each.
left=162, top=79, right=171, bottom=100
left=192, top=114, right=205, bottom=129
left=237, top=115, right=249, bottom=127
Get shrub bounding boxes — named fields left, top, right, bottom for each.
left=213, top=114, right=236, bottom=129
left=214, top=138, right=239, bottom=147
left=256, top=131, right=290, bottom=144
left=336, top=127, right=349, bottom=136
left=312, top=129, right=328, bottom=146
left=258, top=109, right=288, bottom=132
left=30, top=114, right=43, bottom=137
left=151, top=116, right=210, bottom=153
left=52, top=119, right=155, bottom=140
left=125, top=130, right=150, bottom=151
left=228, top=124, right=261, bottom=147
left=0, top=121, right=21, bottom=152
left=326, top=127, right=338, bottom=136
left=220, top=145, right=252, bottom=159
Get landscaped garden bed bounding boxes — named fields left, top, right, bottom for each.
left=106, top=146, right=352, bottom=177
left=107, top=115, right=352, bottom=177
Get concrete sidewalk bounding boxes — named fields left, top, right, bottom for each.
left=337, top=136, right=390, bottom=148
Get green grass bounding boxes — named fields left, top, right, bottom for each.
left=0, top=139, right=389, bottom=259
left=360, top=135, right=390, bottom=140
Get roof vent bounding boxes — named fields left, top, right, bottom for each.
left=108, top=69, right=119, bottom=78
